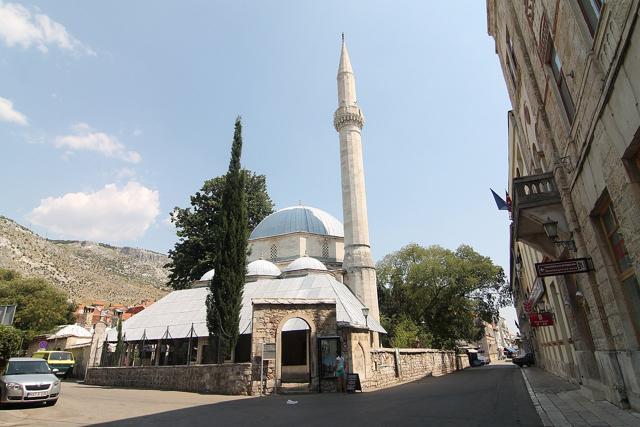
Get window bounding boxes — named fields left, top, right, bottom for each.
left=549, top=44, right=575, bottom=124
left=322, top=239, right=330, bottom=259
left=578, top=0, right=603, bottom=36
left=506, top=29, right=519, bottom=88
left=599, top=197, right=640, bottom=333
left=270, top=244, right=278, bottom=262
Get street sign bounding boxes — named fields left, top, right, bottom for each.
left=535, top=258, right=593, bottom=277
left=38, top=341, right=48, bottom=349
left=529, top=312, right=554, bottom=327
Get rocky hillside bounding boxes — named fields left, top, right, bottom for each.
left=0, top=216, right=170, bottom=304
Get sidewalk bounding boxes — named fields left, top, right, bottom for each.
left=520, top=366, right=640, bottom=426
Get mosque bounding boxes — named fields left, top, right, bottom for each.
left=109, top=38, right=384, bottom=393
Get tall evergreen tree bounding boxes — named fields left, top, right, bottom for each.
left=206, top=117, right=248, bottom=363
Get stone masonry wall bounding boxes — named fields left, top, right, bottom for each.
left=363, top=348, right=463, bottom=390
left=85, top=363, right=252, bottom=395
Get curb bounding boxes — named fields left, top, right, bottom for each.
left=520, top=368, right=552, bottom=426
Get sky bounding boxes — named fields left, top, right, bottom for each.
left=0, top=1, right=517, bottom=332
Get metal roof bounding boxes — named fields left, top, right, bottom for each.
left=282, top=256, right=327, bottom=272
left=110, top=272, right=385, bottom=341
left=247, top=259, right=281, bottom=276
left=249, top=206, right=344, bottom=239
left=49, top=324, right=92, bottom=339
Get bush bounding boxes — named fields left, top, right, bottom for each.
left=0, top=325, right=22, bottom=366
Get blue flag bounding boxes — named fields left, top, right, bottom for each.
left=490, top=188, right=509, bottom=211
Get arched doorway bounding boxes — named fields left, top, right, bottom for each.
left=280, top=317, right=310, bottom=383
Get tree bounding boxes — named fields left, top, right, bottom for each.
left=206, top=117, right=249, bottom=363
left=166, top=171, right=273, bottom=290
left=377, top=244, right=511, bottom=349
left=0, top=325, right=22, bottom=366
left=0, top=269, right=75, bottom=342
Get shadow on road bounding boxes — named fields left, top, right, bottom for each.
left=92, top=364, right=542, bottom=427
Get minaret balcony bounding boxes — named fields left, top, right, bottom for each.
left=333, top=105, right=365, bottom=131
left=512, top=172, right=567, bottom=257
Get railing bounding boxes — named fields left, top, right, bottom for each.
left=512, top=172, right=561, bottom=212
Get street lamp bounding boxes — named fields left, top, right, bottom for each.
left=362, top=307, right=369, bottom=328
left=542, top=217, right=577, bottom=251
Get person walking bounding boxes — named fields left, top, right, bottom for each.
left=336, top=352, right=346, bottom=392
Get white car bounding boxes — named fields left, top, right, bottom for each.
left=0, top=358, right=61, bottom=406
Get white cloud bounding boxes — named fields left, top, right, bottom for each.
left=0, top=96, right=27, bottom=125
left=54, top=123, right=142, bottom=163
left=114, top=167, right=137, bottom=181
left=28, top=182, right=160, bottom=241
left=0, top=2, right=94, bottom=55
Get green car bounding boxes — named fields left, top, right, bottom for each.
left=31, top=351, right=75, bottom=379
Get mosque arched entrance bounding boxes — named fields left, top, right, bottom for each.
left=280, top=317, right=311, bottom=383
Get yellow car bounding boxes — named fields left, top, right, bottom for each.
left=31, top=351, right=75, bottom=379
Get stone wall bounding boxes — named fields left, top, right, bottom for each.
left=85, top=363, right=252, bottom=395
left=363, top=348, right=463, bottom=390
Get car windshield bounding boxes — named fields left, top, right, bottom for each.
left=48, top=352, right=72, bottom=361
left=5, top=360, right=51, bottom=375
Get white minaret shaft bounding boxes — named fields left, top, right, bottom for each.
left=334, top=37, right=380, bottom=323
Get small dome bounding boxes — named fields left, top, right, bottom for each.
left=283, top=256, right=328, bottom=273
left=250, top=206, right=344, bottom=240
left=200, top=269, right=215, bottom=281
left=247, top=259, right=281, bottom=277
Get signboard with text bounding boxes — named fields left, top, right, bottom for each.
left=535, top=258, right=593, bottom=277
left=262, top=343, right=276, bottom=360
left=529, top=312, right=554, bottom=327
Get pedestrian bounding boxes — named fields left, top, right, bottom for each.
left=336, top=352, right=346, bottom=392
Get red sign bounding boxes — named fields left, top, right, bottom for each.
left=535, top=258, right=593, bottom=277
left=529, top=312, right=554, bottom=327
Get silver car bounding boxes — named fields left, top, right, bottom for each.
left=0, top=357, right=61, bottom=406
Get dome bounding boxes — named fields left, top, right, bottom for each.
left=200, top=269, right=215, bottom=281
left=283, top=255, right=328, bottom=273
left=250, top=206, right=344, bottom=240
left=246, top=259, right=281, bottom=277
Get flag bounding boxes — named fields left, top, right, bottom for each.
left=490, top=189, right=509, bottom=211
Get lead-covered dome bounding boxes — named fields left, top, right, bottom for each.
left=250, top=206, right=344, bottom=240
left=200, top=269, right=215, bottom=281
left=283, top=255, right=328, bottom=273
left=246, top=259, right=281, bottom=277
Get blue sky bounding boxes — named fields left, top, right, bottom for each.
left=0, top=1, right=516, bottom=330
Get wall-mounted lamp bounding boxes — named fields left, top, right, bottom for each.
left=362, top=307, right=370, bottom=328
left=542, top=217, right=577, bottom=251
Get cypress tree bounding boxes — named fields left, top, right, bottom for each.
left=206, top=117, right=248, bottom=363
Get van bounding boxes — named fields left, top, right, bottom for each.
left=31, top=351, right=75, bottom=378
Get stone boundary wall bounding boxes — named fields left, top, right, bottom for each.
left=85, top=363, right=252, bottom=395
left=364, top=348, right=467, bottom=390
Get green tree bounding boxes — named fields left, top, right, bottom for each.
left=0, top=325, right=22, bottom=366
left=0, top=269, right=75, bottom=342
left=166, top=171, right=273, bottom=290
left=377, top=244, right=510, bottom=349
left=206, top=117, right=249, bottom=363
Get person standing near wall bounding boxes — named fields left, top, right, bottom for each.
left=336, top=352, right=346, bottom=392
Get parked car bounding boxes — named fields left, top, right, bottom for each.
left=512, top=352, right=535, bottom=367
left=470, top=354, right=487, bottom=367
left=0, top=358, right=61, bottom=406
left=32, top=350, right=75, bottom=378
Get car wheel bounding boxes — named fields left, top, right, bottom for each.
left=47, top=399, right=58, bottom=406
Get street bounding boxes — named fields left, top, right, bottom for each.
left=0, top=363, right=541, bottom=427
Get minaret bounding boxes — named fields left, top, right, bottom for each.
left=334, top=36, right=380, bottom=325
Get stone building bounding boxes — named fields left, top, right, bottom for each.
left=100, top=38, right=385, bottom=393
left=488, top=0, right=640, bottom=410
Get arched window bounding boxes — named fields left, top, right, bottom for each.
left=270, top=244, right=278, bottom=262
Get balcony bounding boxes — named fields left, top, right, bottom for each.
left=512, top=172, right=567, bottom=257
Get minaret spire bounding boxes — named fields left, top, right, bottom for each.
left=333, top=36, right=380, bottom=330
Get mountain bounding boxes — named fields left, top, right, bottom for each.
left=0, top=216, right=170, bottom=304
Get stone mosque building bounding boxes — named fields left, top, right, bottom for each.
left=103, top=38, right=389, bottom=393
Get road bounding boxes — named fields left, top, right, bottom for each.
left=0, top=363, right=541, bottom=427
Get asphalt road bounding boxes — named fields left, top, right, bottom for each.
left=0, top=363, right=541, bottom=427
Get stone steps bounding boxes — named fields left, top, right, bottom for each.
left=279, top=382, right=312, bottom=394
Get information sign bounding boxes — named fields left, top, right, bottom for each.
left=529, top=312, right=554, bottom=327
left=262, top=343, right=276, bottom=360
left=0, top=304, right=17, bottom=326
left=346, top=373, right=362, bottom=393
left=535, top=258, right=593, bottom=277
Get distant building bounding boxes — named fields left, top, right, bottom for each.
left=488, top=0, right=640, bottom=410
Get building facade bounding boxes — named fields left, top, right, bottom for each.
left=488, top=0, right=640, bottom=410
